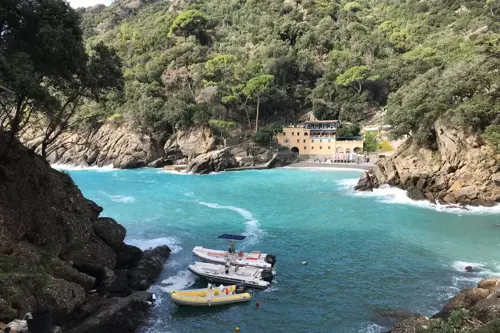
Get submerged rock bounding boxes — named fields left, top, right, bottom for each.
left=389, top=316, right=429, bottom=333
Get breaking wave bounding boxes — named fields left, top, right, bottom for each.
left=198, top=201, right=263, bottom=243
left=337, top=179, right=500, bottom=215
left=159, top=270, right=196, bottom=293
left=51, top=163, right=115, bottom=171
left=126, top=236, right=183, bottom=254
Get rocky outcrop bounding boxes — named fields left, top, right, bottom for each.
left=388, top=278, right=500, bottom=333
left=355, top=122, right=500, bottom=206
left=164, top=125, right=216, bottom=160
left=186, top=145, right=298, bottom=174
left=186, top=148, right=237, bottom=174
left=0, top=131, right=169, bottom=332
left=22, top=122, right=160, bottom=169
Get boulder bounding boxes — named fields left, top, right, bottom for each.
left=147, top=157, right=173, bottom=168
left=478, top=278, right=500, bottom=291
left=0, top=299, right=18, bottom=323
left=66, top=291, right=153, bottom=333
left=440, top=288, right=491, bottom=314
left=37, top=277, right=87, bottom=324
left=164, top=126, right=216, bottom=160
left=354, top=171, right=375, bottom=191
left=389, top=316, right=429, bottom=333
left=92, top=218, right=126, bottom=249
left=99, top=269, right=131, bottom=297
left=114, top=243, right=143, bottom=269
left=472, top=290, right=500, bottom=323
left=128, top=246, right=171, bottom=291
left=407, top=186, right=426, bottom=201
left=186, top=149, right=237, bottom=174
left=47, top=258, right=96, bottom=291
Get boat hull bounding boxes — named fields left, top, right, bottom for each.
left=192, top=246, right=275, bottom=269
left=188, top=263, right=271, bottom=290
left=169, top=286, right=251, bottom=307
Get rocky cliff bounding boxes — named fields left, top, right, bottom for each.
left=22, top=123, right=296, bottom=173
left=0, top=131, right=169, bottom=332
left=355, top=123, right=500, bottom=206
left=390, top=278, right=500, bottom=333
left=22, top=123, right=161, bottom=169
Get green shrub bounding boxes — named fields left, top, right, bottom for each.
left=483, top=124, right=500, bottom=152
left=379, top=140, right=393, bottom=151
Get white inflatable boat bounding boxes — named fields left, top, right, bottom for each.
left=192, top=234, right=277, bottom=269
left=188, top=261, right=274, bottom=289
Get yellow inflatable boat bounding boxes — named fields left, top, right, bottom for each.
left=170, top=284, right=251, bottom=307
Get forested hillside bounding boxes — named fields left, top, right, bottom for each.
left=77, top=0, right=499, bottom=148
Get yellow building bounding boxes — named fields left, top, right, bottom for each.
left=276, top=121, right=363, bottom=157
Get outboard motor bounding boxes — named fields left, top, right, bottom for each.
left=261, top=269, right=274, bottom=283
left=236, top=283, right=246, bottom=293
left=265, top=254, right=277, bottom=267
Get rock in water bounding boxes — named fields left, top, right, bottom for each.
left=406, top=186, right=426, bottom=201
left=354, top=171, right=376, bottom=191
left=66, top=292, right=153, bottom=333
left=147, top=157, right=174, bottom=168
left=128, top=246, right=171, bottom=291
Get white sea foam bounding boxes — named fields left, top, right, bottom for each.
left=51, top=163, right=115, bottom=171
left=198, top=201, right=263, bottom=243
left=126, top=236, right=183, bottom=253
left=159, top=270, right=196, bottom=292
left=111, top=195, right=136, bottom=203
left=338, top=179, right=500, bottom=215
left=284, top=166, right=366, bottom=172
left=358, top=323, right=383, bottom=333
left=452, top=260, right=500, bottom=278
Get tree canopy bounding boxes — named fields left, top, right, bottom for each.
left=42, top=0, right=500, bottom=147
left=0, top=0, right=123, bottom=156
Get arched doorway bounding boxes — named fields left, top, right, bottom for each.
left=346, top=148, right=351, bottom=154
left=290, top=147, right=299, bottom=154
left=354, top=147, right=361, bottom=153
left=336, top=147, right=343, bottom=153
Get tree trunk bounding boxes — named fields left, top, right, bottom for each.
left=254, top=96, right=260, bottom=133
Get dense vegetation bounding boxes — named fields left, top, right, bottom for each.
left=76, top=0, right=499, bottom=148
left=2, top=0, right=499, bottom=152
left=0, top=0, right=123, bottom=156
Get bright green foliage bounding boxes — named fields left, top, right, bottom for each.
left=73, top=0, right=500, bottom=146
left=363, top=131, right=378, bottom=152
left=344, top=2, right=362, bottom=12
left=335, top=66, right=380, bottom=93
left=378, top=140, right=393, bottom=151
left=336, top=124, right=361, bottom=136
left=169, top=10, right=208, bottom=38
left=242, top=75, right=274, bottom=99
left=209, top=119, right=237, bottom=137
left=484, top=125, right=500, bottom=152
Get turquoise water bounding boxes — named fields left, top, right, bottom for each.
left=65, top=168, right=500, bottom=333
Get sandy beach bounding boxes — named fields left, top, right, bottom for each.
left=285, top=161, right=373, bottom=171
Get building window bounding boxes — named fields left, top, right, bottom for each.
left=311, top=146, right=314, bottom=150
left=282, top=132, right=286, bottom=136
left=297, top=132, right=300, bottom=136
left=297, top=139, right=300, bottom=143
left=303, top=139, right=306, bottom=143
left=284, top=139, right=289, bottom=143
left=320, top=146, right=322, bottom=149
left=328, top=146, right=331, bottom=149
left=305, top=132, right=308, bottom=136
left=304, top=146, right=307, bottom=150
left=291, top=132, right=294, bottom=136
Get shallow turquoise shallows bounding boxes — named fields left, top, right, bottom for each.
left=66, top=168, right=500, bottom=333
